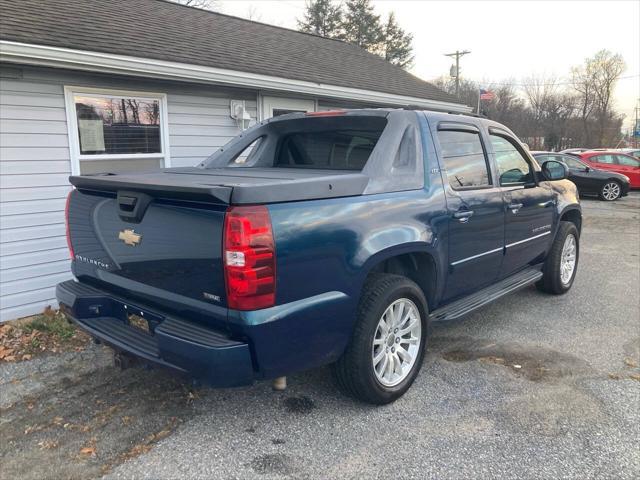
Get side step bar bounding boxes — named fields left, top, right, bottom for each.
left=430, top=268, right=543, bottom=323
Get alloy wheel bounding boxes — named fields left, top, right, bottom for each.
left=560, top=234, right=577, bottom=285
left=602, top=182, right=621, bottom=201
left=371, top=298, right=422, bottom=387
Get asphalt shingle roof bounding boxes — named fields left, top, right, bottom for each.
left=0, top=0, right=460, bottom=105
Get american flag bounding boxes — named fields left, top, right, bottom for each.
left=480, top=89, right=495, bottom=100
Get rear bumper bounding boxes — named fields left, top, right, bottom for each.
left=56, top=280, right=254, bottom=387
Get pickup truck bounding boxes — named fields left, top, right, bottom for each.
left=57, top=109, right=581, bottom=404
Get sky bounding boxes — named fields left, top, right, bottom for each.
left=215, top=0, right=640, bottom=130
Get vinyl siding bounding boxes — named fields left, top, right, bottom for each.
left=167, top=93, right=256, bottom=167
left=0, top=64, right=257, bottom=322
left=0, top=68, right=71, bottom=322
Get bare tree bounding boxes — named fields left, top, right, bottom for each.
left=523, top=75, right=558, bottom=124
left=172, top=0, right=219, bottom=11
left=591, top=50, right=626, bottom=145
left=245, top=5, right=262, bottom=22
left=571, top=50, right=625, bottom=147
left=571, top=63, right=597, bottom=147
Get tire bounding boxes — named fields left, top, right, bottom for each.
left=332, top=274, right=428, bottom=404
left=536, top=221, right=579, bottom=295
left=599, top=180, right=622, bottom=201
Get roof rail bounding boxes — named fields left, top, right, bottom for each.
left=402, top=105, right=486, bottom=118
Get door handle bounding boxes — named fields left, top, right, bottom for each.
left=508, top=202, right=523, bottom=213
left=453, top=210, right=474, bottom=223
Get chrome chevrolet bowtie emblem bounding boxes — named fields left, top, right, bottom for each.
left=118, top=229, right=141, bottom=246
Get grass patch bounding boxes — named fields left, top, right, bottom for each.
left=23, top=311, right=76, bottom=340
left=0, top=307, right=89, bottom=363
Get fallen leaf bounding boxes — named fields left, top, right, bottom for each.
left=0, top=325, right=13, bottom=338
left=624, top=358, right=638, bottom=368
left=629, top=373, right=640, bottom=382
left=24, top=424, right=43, bottom=435
left=608, top=373, right=622, bottom=380
left=22, top=354, right=32, bottom=361
left=0, top=347, right=14, bottom=359
left=38, top=440, right=58, bottom=450
left=80, top=446, right=96, bottom=456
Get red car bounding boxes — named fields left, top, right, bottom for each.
left=574, top=151, right=640, bottom=188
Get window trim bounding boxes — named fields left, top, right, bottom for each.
left=64, top=86, right=170, bottom=175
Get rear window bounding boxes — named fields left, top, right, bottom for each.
left=275, top=129, right=383, bottom=170
left=205, top=115, right=387, bottom=171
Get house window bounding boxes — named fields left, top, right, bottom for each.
left=65, top=87, right=169, bottom=175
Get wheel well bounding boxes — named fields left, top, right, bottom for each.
left=560, top=209, right=582, bottom=233
left=366, top=252, right=437, bottom=309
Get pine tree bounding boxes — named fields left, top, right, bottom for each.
left=341, top=0, right=383, bottom=51
left=297, top=0, right=343, bottom=38
left=381, top=13, right=414, bottom=68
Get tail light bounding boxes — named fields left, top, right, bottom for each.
left=223, top=205, right=276, bottom=310
left=65, top=189, right=75, bottom=260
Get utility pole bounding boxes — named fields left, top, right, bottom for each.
left=634, top=98, right=639, bottom=148
left=444, top=50, right=471, bottom=98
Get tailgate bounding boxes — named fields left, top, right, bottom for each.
left=67, top=187, right=228, bottom=309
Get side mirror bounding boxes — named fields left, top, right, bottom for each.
left=541, top=160, right=568, bottom=181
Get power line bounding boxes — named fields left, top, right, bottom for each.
left=455, top=74, right=640, bottom=88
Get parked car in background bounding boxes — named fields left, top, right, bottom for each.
left=569, top=151, right=640, bottom=189
left=613, top=148, right=640, bottom=159
left=532, top=152, right=630, bottom=201
left=560, top=148, right=592, bottom=154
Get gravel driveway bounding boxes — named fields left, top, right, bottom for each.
left=2, top=193, right=639, bottom=480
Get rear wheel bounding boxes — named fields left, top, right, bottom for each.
left=333, top=274, right=428, bottom=404
left=536, top=221, right=579, bottom=294
left=600, top=181, right=622, bottom=201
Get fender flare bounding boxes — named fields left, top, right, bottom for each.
left=556, top=204, right=582, bottom=237
left=356, top=241, right=444, bottom=307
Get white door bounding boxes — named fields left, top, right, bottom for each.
left=262, top=96, right=315, bottom=119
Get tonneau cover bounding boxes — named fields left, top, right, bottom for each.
left=70, top=167, right=370, bottom=205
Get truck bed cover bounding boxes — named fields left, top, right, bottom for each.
left=70, top=167, right=370, bottom=205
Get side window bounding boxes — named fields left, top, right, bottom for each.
left=616, top=155, right=640, bottom=167
left=490, top=134, right=534, bottom=186
left=437, top=129, right=491, bottom=189
left=593, top=154, right=615, bottom=164
left=562, top=156, right=586, bottom=169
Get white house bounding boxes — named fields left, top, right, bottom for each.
left=0, top=0, right=469, bottom=322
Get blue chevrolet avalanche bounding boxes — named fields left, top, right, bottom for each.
left=57, top=109, right=581, bottom=404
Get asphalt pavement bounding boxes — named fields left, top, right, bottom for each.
left=2, top=192, right=639, bottom=480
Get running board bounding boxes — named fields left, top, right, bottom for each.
left=430, top=268, right=543, bottom=323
